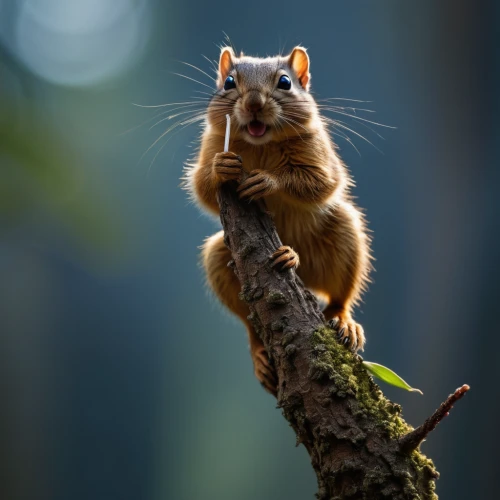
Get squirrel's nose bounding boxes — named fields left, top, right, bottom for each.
left=246, top=101, right=263, bottom=113
left=245, top=92, right=265, bottom=113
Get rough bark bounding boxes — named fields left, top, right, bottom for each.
left=218, top=184, right=468, bottom=500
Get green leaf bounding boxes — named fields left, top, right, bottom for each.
left=362, top=361, right=423, bottom=395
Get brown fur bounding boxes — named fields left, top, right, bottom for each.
left=184, top=46, right=372, bottom=394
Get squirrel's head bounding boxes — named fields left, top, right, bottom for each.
left=207, top=46, right=317, bottom=145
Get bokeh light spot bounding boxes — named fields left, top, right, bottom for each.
left=13, top=0, right=151, bottom=86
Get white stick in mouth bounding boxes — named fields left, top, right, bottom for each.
left=224, top=114, right=231, bottom=152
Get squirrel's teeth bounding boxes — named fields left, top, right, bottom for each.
left=247, top=121, right=267, bottom=137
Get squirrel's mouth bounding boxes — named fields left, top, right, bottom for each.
left=247, top=120, right=267, bottom=137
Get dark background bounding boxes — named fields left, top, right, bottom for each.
left=1, top=1, right=498, bottom=499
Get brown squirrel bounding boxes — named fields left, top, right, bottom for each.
left=185, top=46, right=372, bottom=395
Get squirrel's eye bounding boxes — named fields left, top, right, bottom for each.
left=224, top=75, right=236, bottom=91
left=277, top=75, right=292, bottom=90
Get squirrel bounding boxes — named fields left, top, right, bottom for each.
left=184, top=46, right=372, bottom=395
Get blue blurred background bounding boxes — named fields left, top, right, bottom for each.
left=1, top=1, right=498, bottom=499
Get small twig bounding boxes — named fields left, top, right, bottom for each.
left=400, top=384, right=470, bottom=453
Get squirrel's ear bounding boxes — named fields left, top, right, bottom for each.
left=288, top=47, right=310, bottom=90
left=218, top=47, right=235, bottom=86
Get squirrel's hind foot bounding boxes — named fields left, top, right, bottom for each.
left=328, top=316, right=365, bottom=353
left=252, top=346, right=277, bottom=396
left=270, top=246, right=299, bottom=271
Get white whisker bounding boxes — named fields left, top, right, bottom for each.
left=172, top=73, right=215, bottom=91
left=178, top=60, right=215, bottom=83
left=321, top=108, right=395, bottom=129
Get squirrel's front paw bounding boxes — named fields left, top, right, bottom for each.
left=252, top=346, right=277, bottom=396
left=270, top=246, right=299, bottom=271
left=213, top=151, right=243, bottom=183
left=237, top=169, right=277, bottom=201
left=328, top=316, right=365, bottom=352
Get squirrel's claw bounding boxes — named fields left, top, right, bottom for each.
left=213, top=151, right=243, bottom=183
left=252, top=347, right=277, bottom=396
left=328, top=316, right=365, bottom=352
left=237, top=169, right=276, bottom=201
left=270, top=246, right=299, bottom=271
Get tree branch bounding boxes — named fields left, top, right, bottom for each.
left=399, top=384, right=470, bottom=454
left=217, top=184, right=469, bottom=500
